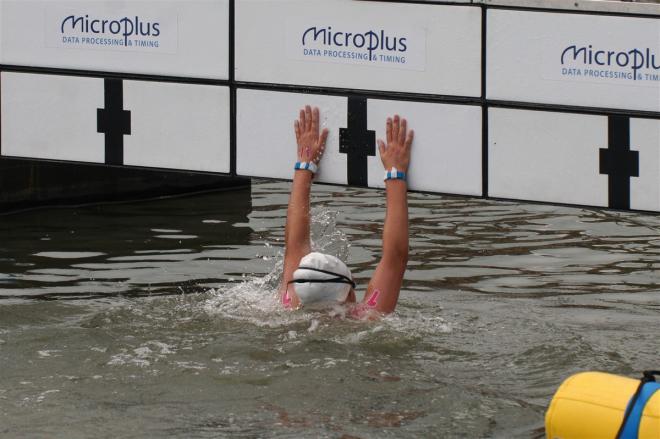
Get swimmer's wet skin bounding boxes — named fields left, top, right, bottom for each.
left=279, top=105, right=414, bottom=317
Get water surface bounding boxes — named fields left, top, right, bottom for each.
left=1, top=180, right=659, bottom=438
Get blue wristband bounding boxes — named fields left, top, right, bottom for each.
left=294, top=161, right=318, bottom=174
left=384, top=167, right=406, bottom=181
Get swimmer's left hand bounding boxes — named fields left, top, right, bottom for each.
left=294, top=106, right=329, bottom=166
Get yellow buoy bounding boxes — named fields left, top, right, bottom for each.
left=545, top=372, right=660, bottom=439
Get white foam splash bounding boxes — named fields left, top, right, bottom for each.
left=108, top=352, right=150, bottom=368
left=175, top=361, right=207, bottom=370
left=383, top=312, right=453, bottom=335
left=35, top=389, right=60, bottom=403
left=203, top=209, right=353, bottom=327
left=37, top=350, right=61, bottom=358
left=107, top=341, right=177, bottom=368
left=202, top=208, right=452, bottom=341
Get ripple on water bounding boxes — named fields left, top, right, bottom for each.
left=154, top=235, right=198, bottom=240
left=33, top=252, right=106, bottom=259
left=1, top=181, right=658, bottom=439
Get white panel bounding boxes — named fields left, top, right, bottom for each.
left=123, top=82, right=230, bottom=173
left=366, top=99, right=482, bottom=196
left=236, top=0, right=481, bottom=97
left=237, top=89, right=482, bottom=195
left=631, top=118, right=660, bottom=212
left=0, top=0, right=229, bottom=79
left=1, top=72, right=105, bottom=163
left=237, top=89, right=349, bottom=184
left=489, top=108, right=609, bottom=207
left=487, top=10, right=660, bottom=112
left=486, top=0, right=660, bottom=15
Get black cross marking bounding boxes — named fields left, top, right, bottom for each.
left=339, top=96, right=376, bottom=187
left=97, top=79, right=131, bottom=165
left=599, top=115, right=639, bottom=210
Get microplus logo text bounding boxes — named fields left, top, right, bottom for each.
left=61, top=15, right=160, bottom=47
left=560, top=44, right=660, bottom=82
left=48, top=9, right=178, bottom=54
left=60, top=14, right=161, bottom=49
left=287, top=22, right=426, bottom=71
left=302, top=26, right=407, bottom=63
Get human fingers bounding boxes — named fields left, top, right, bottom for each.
left=294, top=120, right=301, bottom=144
left=399, top=118, right=407, bottom=146
left=299, top=109, right=306, bottom=133
left=405, top=129, right=414, bottom=150
left=319, top=128, right=329, bottom=150
left=377, top=139, right=386, bottom=157
left=392, top=115, right=400, bottom=145
left=312, top=107, right=320, bottom=136
left=313, top=129, right=328, bottom=164
left=386, top=118, right=393, bottom=144
left=305, top=105, right=313, bottom=131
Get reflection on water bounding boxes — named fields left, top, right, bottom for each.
left=0, top=180, right=659, bottom=438
left=0, top=188, right=253, bottom=300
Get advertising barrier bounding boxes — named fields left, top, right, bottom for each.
left=489, top=109, right=659, bottom=211
left=487, top=9, right=660, bottom=112
left=0, top=0, right=229, bottom=79
left=1, top=72, right=231, bottom=173
left=237, top=89, right=482, bottom=195
left=235, top=0, right=481, bottom=96
left=0, top=0, right=658, bottom=212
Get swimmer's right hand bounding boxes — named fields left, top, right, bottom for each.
left=294, top=106, right=329, bottom=166
left=377, top=115, right=414, bottom=173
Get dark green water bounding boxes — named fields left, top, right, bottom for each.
left=1, top=180, right=659, bottom=438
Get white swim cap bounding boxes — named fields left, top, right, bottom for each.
left=289, top=252, right=354, bottom=308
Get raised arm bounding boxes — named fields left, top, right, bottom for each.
left=359, top=115, right=413, bottom=315
left=279, top=106, right=328, bottom=308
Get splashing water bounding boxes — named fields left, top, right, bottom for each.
left=203, top=208, right=353, bottom=328
left=309, top=208, right=351, bottom=261
left=202, top=208, right=452, bottom=341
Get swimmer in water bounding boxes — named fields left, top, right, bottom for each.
left=279, top=105, right=413, bottom=317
